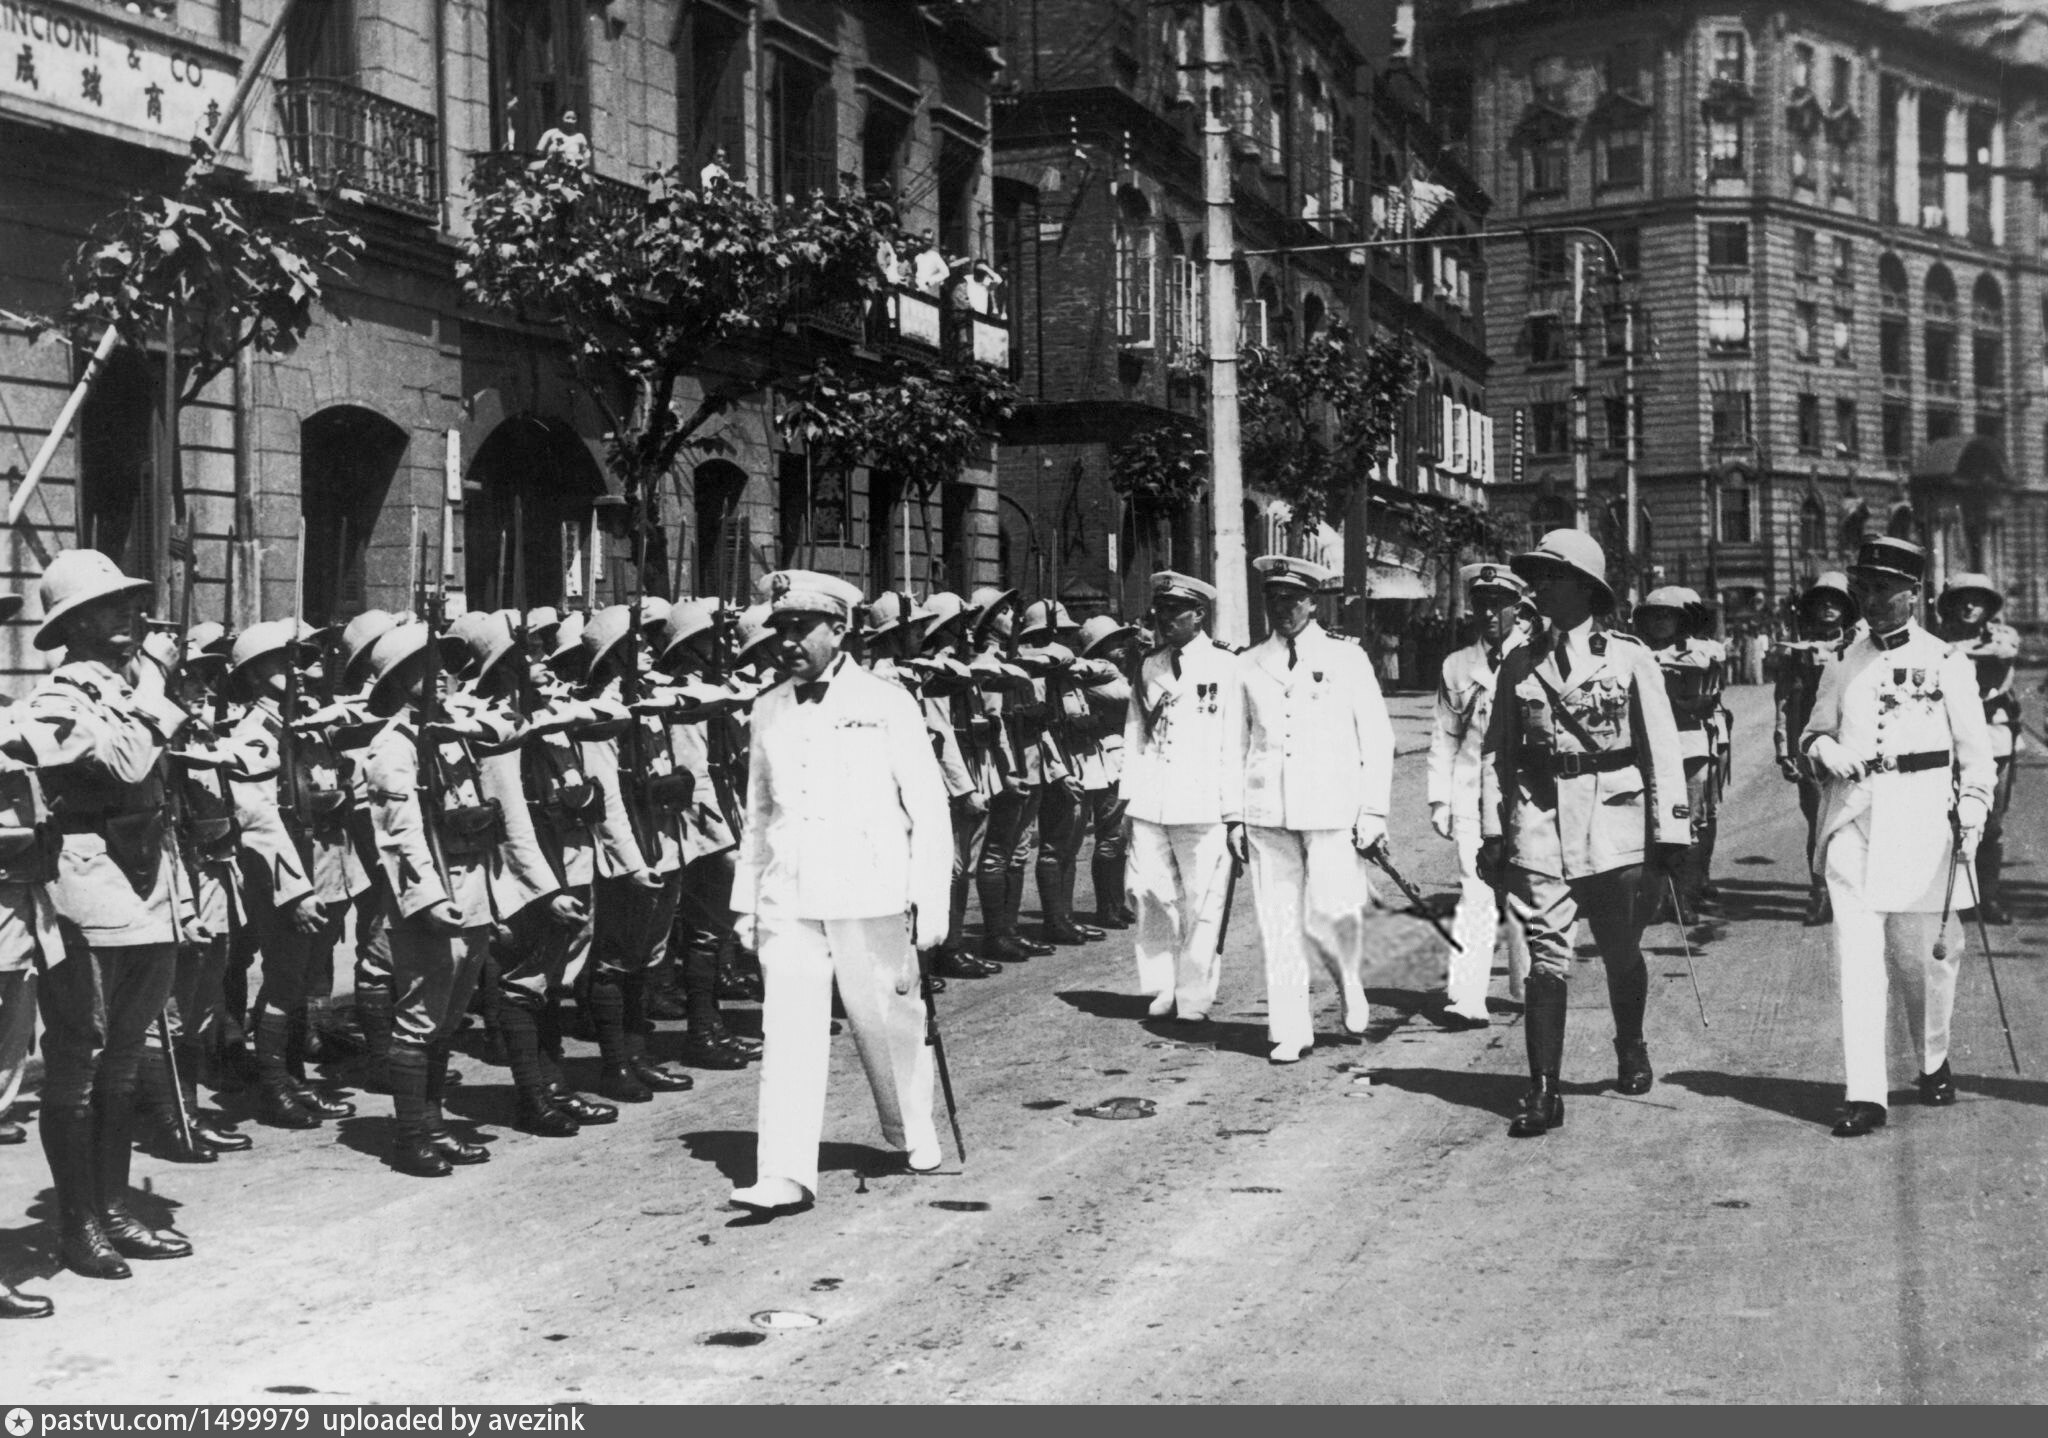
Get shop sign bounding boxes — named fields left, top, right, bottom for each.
left=1, top=1, right=239, bottom=150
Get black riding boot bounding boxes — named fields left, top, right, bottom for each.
left=1607, top=953, right=1652, bottom=1096
left=1509, top=974, right=1568, bottom=1137
left=1005, top=870, right=1055, bottom=956
left=589, top=974, right=651, bottom=1102
left=424, top=1042, right=488, bottom=1165
left=977, top=872, right=1029, bottom=961
left=1092, top=855, right=1133, bottom=928
left=501, top=1001, right=578, bottom=1136
left=95, top=1093, right=191, bottom=1260
left=43, top=1106, right=126, bottom=1279
left=252, top=1001, right=320, bottom=1129
left=135, top=1044, right=214, bottom=1163
left=387, top=1041, right=449, bottom=1177
left=621, top=974, right=694, bottom=1094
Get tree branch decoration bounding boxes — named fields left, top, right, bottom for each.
left=773, top=357, right=1018, bottom=493
left=1239, top=325, right=1419, bottom=535
left=47, top=137, right=363, bottom=404
left=1108, top=421, right=1208, bottom=519
left=459, top=154, right=903, bottom=516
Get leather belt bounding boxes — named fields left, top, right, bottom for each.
left=1878, top=749, right=1951, bottom=774
left=1521, top=746, right=1638, bottom=779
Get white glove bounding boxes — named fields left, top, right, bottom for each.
left=1428, top=802, right=1452, bottom=841
left=1955, top=796, right=1989, bottom=853
left=913, top=905, right=947, bottom=952
left=1353, top=814, right=1388, bottom=855
left=1805, top=735, right=1864, bottom=781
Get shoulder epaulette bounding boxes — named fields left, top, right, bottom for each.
left=1602, top=629, right=1645, bottom=647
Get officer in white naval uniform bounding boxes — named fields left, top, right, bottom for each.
left=1799, top=538, right=1995, bottom=1137
left=729, top=571, right=952, bottom=1213
left=1428, top=563, right=1532, bottom=1024
left=1122, top=571, right=1236, bottom=1023
left=1223, top=556, right=1395, bottom=1064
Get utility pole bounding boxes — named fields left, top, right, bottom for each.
left=1623, top=287, right=1640, bottom=605
left=1570, top=239, right=1590, bottom=531
left=1202, top=0, right=1249, bottom=646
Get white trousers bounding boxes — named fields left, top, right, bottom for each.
left=1825, top=820, right=1962, bottom=1107
left=1128, top=819, right=1232, bottom=1017
left=1247, top=827, right=1372, bottom=1049
left=1446, top=822, right=1531, bottom=1014
left=753, top=914, right=937, bottom=1193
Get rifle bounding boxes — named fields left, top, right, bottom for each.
left=215, top=527, right=237, bottom=728
left=414, top=525, right=453, bottom=894
left=616, top=498, right=661, bottom=860
left=914, top=913, right=967, bottom=1164
left=279, top=518, right=309, bottom=859
left=156, top=524, right=199, bottom=1160
left=703, top=604, right=746, bottom=838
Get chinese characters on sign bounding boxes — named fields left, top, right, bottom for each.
left=0, top=1, right=239, bottom=147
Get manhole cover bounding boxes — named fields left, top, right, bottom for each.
left=701, top=1331, right=767, bottom=1347
left=929, top=1200, right=991, bottom=1212
left=752, top=1310, right=824, bottom=1330
left=1076, top=1097, right=1156, bottom=1120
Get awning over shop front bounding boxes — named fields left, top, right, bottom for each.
left=1365, top=563, right=1433, bottom=600
left=1910, top=435, right=2008, bottom=490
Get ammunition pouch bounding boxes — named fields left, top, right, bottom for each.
left=102, top=810, right=167, bottom=893
left=294, top=786, right=349, bottom=840
left=441, top=801, right=505, bottom=861
left=540, top=783, right=604, bottom=828
left=0, top=825, right=59, bottom=885
left=648, top=772, right=695, bottom=814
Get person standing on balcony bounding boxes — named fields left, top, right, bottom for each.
left=537, top=110, right=591, bottom=170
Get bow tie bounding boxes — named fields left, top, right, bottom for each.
left=795, top=680, right=829, bottom=705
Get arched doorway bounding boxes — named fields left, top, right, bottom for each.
left=465, top=414, right=608, bottom=612
left=693, top=459, right=750, bottom=603
left=76, top=347, right=162, bottom=581
left=301, top=406, right=407, bottom=625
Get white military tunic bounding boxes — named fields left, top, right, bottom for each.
left=1802, top=621, right=1995, bottom=1106
left=1121, top=634, right=1235, bottom=1017
left=1222, top=623, right=1394, bottom=1052
left=732, top=655, right=952, bottom=1193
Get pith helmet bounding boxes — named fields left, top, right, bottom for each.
left=455, top=610, right=523, bottom=681
left=733, top=603, right=778, bottom=660
left=1078, top=614, right=1138, bottom=658
left=339, top=610, right=400, bottom=689
left=1800, top=571, right=1855, bottom=614
left=228, top=619, right=304, bottom=677
left=913, top=591, right=970, bottom=646
left=1938, top=572, right=2003, bottom=617
left=658, top=597, right=720, bottom=661
left=1637, top=585, right=1696, bottom=614
left=1510, top=529, right=1615, bottom=614
left=34, top=549, right=153, bottom=651
left=580, top=605, right=636, bottom=676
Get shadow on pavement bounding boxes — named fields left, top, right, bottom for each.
left=676, top=1130, right=898, bottom=1185
left=1662, top=1069, right=1845, bottom=1126
left=1366, top=1066, right=1606, bottom=1117
left=1056, top=988, right=1155, bottom=1022
left=1, top=1200, right=59, bottom=1285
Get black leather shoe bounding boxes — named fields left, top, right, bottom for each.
left=1803, top=889, right=1832, bottom=927
left=145, top=1115, right=217, bottom=1164
left=426, top=1126, right=490, bottom=1165
left=1615, top=1039, right=1654, bottom=1096
left=549, top=1085, right=618, bottom=1125
left=60, top=1212, right=130, bottom=1280
left=391, top=1129, right=453, bottom=1177
left=931, top=947, right=998, bottom=979
left=288, top=1083, right=356, bottom=1120
left=0, top=1117, right=25, bottom=1145
left=982, top=935, right=1033, bottom=963
left=102, top=1203, right=192, bottom=1261
left=1, top=1286, right=53, bottom=1319
left=676, top=1034, right=749, bottom=1070
left=1979, top=898, right=2012, bottom=926
left=1507, top=1077, right=1564, bottom=1138
left=255, top=1085, right=321, bottom=1130
left=631, top=1060, right=695, bottom=1093
left=1042, top=920, right=1092, bottom=947
left=515, top=1091, right=581, bottom=1137
left=597, top=1063, right=653, bottom=1103
left=194, top=1115, right=252, bottom=1152
left=1918, top=1061, right=1957, bottom=1106
left=1015, top=935, right=1056, bottom=957
left=1831, top=1102, right=1887, bottom=1137
left=714, top=1031, right=762, bottom=1059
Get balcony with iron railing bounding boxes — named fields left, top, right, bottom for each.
left=469, top=152, right=647, bottom=230
left=1924, top=296, right=1959, bottom=326
left=275, top=77, right=438, bottom=219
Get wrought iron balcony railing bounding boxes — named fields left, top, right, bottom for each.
left=275, top=77, right=438, bottom=220
left=469, top=152, right=648, bottom=230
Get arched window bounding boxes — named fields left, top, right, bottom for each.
left=1878, top=252, right=1909, bottom=309
left=1925, top=264, right=1958, bottom=393
left=1973, top=273, right=2005, bottom=389
left=465, top=413, right=608, bottom=612
left=1800, top=495, right=1827, bottom=554
left=1113, top=187, right=1155, bottom=346
left=694, top=459, right=750, bottom=603
left=303, top=406, right=406, bottom=624
left=1301, top=292, right=1325, bottom=340
left=1924, top=263, right=1957, bottom=318
left=1973, top=272, right=2004, bottom=326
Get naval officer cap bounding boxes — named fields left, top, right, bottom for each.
left=1938, top=571, right=2003, bottom=616
left=1510, top=529, right=1616, bottom=614
left=768, top=570, right=865, bottom=624
left=1150, top=571, right=1217, bottom=606
left=1253, top=555, right=1336, bottom=591
left=1458, top=562, right=1528, bottom=601
left=1849, top=536, right=1926, bottom=585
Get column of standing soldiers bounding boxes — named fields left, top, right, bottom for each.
left=0, top=524, right=2029, bottom=1312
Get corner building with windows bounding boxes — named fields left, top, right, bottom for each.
left=1425, top=0, right=2048, bottom=624
left=0, top=0, right=1006, bottom=689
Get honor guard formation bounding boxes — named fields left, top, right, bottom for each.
left=0, top=528, right=2030, bottom=1315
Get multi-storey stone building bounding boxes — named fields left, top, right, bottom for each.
left=1426, top=0, right=2048, bottom=624
left=0, top=0, right=1005, bottom=687
left=990, top=0, right=1495, bottom=634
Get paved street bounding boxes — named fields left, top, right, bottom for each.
left=3, top=683, right=2044, bottom=1404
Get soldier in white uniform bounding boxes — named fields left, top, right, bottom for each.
left=1799, top=538, right=1996, bottom=1137
left=1479, top=531, right=1690, bottom=1137
left=728, top=572, right=951, bottom=1214
left=1223, top=556, right=1395, bottom=1064
left=1427, top=563, right=1532, bottom=1025
left=1635, top=587, right=1722, bottom=931
left=1932, top=573, right=2021, bottom=925
left=1123, top=573, right=1236, bottom=1024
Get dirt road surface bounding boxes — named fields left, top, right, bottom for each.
left=4, top=684, right=2044, bottom=1403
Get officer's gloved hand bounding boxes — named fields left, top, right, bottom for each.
left=1353, top=815, right=1388, bottom=857
left=1805, top=735, right=1864, bottom=781
left=1428, top=802, right=1453, bottom=841
left=1225, top=821, right=1249, bottom=866
left=1955, top=796, right=1989, bottom=854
